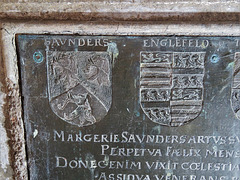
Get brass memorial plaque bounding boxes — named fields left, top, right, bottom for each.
left=17, top=35, right=240, bottom=179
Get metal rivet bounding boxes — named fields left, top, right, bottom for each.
left=33, top=51, right=44, bottom=63
left=210, top=54, right=220, bottom=63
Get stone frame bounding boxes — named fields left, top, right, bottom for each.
left=0, top=1, right=240, bottom=179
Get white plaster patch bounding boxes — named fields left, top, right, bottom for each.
left=33, top=129, right=38, bottom=138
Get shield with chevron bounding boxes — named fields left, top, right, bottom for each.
left=140, top=51, right=205, bottom=126
left=46, top=51, right=112, bottom=127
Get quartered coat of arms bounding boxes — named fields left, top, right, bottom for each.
left=46, top=51, right=112, bottom=127
left=231, top=52, right=240, bottom=119
left=140, top=51, right=206, bottom=126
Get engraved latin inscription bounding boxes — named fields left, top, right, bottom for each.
left=140, top=51, right=205, bottom=126
left=46, top=51, right=112, bottom=127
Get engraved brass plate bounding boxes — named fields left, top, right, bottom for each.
left=17, top=35, right=240, bottom=179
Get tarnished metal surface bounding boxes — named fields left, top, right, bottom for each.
left=17, top=35, right=240, bottom=179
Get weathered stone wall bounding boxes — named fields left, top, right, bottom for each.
left=0, top=1, right=240, bottom=179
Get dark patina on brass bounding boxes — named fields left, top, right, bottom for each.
left=17, top=35, right=240, bottom=179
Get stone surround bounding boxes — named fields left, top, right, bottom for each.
left=0, top=1, right=240, bottom=179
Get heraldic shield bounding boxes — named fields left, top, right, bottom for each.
left=231, top=52, right=240, bottom=119
left=46, top=51, right=112, bottom=127
left=140, top=51, right=206, bottom=127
